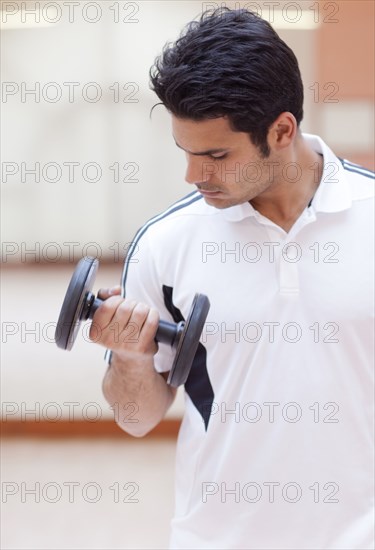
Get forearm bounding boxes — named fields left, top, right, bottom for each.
left=102, top=351, right=176, bottom=437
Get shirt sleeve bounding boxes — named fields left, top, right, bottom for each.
left=105, top=229, right=175, bottom=374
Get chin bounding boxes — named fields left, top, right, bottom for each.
left=202, top=196, right=240, bottom=209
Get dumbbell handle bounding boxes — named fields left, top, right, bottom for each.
left=85, top=293, right=184, bottom=347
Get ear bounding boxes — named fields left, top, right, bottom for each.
left=267, top=112, right=297, bottom=151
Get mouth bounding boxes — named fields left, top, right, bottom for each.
left=197, top=187, right=222, bottom=197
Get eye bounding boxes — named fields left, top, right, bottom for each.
left=209, top=153, right=227, bottom=160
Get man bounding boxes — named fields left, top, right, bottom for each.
left=91, top=8, right=374, bottom=549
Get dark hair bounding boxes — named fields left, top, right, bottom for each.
left=149, top=7, right=304, bottom=157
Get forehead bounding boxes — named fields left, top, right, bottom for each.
left=171, top=115, right=251, bottom=152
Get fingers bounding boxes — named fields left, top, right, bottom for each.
left=89, top=297, right=159, bottom=356
left=92, top=295, right=127, bottom=329
left=141, top=307, right=160, bottom=342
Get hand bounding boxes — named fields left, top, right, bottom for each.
left=89, top=295, right=159, bottom=360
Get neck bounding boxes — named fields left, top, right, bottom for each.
left=249, top=136, right=323, bottom=232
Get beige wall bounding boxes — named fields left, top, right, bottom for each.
left=316, top=0, right=374, bottom=168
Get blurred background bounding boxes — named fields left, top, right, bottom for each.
left=1, top=1, right=374, bottom=548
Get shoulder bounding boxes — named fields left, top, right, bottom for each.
left=303, top=133, right=374, bottom=197
left=132, top=191, right=220, bottom=243
left=123, top=191, right=222, bottom=275
left=339, top=158, right=374, bottom=202
left=339, top=158, right=374, bottom=182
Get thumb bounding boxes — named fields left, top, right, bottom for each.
left=97, top=285, right=122, bottom=300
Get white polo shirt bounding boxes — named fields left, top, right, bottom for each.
left=118, top=134, right=374, bottom=549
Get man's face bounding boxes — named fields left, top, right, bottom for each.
left=172, top=115, right=281, bottom=209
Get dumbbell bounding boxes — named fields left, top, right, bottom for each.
left=55, top=257, right=210, bottom=387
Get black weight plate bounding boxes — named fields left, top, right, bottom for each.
left=55, top=257, right=99, bottom=350
left=167, top=294, right=210, bottom=387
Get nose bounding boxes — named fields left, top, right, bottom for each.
left=185, top=155, right=214, bottom=185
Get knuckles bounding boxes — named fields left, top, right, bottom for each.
left=89, top=297, right=158, bottom=353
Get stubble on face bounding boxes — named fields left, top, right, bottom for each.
left=171, top=116, right=282, bottom=209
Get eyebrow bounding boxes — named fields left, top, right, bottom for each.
left=173, top=139, right=228, bottom=156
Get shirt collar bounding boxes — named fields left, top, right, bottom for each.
left=303, top=133, right=352, bottom=213
left=221, top=200, right=258, bottom=221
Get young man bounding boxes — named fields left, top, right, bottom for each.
left=92, top=8, right=374, bottom=549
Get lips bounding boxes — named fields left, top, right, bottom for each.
left=197, top=187, right=222, bottom=195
